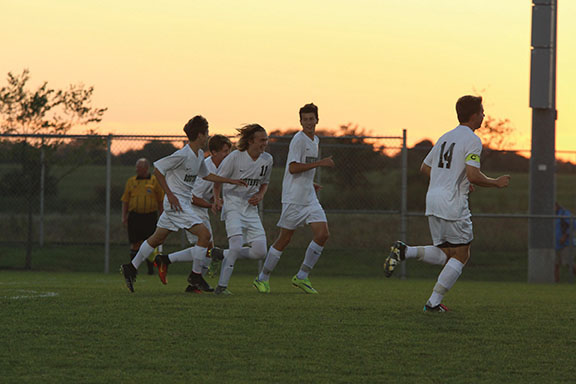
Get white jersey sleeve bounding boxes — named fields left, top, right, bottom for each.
left=153, top=145, right=206, bottom=201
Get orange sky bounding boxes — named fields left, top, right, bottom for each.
left=1, top=0, right=575, bottom=157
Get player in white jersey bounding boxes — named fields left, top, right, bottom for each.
left=384, top=95, right=510, bottom=312
left=152, top=135, right=232, bottom=292
left=120, top=117, right=245, bottom=293
left=253, top=103, right=335, bottom=294
left=211, top=124, right=273, bottom=295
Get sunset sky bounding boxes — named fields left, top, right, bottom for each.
left=1, top=0, right=575, bottom=157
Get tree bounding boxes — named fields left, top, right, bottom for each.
left=0, top=69, right=107, bottom=269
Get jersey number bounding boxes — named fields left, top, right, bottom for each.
left=259, top=165, right=268, bottom=177
left=437, top=142, right=455, bottom=169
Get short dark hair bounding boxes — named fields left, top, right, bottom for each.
left=183, top=115, right=209, bottom=141
left=208, top=134, right=232, bottom=152
left=236, top=124, right=266, bottom=151
left=456, top=96, right=483, bottom=124
left=299, top=103, right=318, bottom=120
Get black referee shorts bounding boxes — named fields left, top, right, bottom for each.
left=127, top=212, right=158, bottom=244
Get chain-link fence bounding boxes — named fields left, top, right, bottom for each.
left=1, top=132, right=575, bottom=280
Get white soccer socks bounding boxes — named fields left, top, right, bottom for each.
left=131, top=240, right=155, bottom=269
left=427, top=258, right=464, bottom=307
left=405, top=246, right=447, bottom=265
left=167, top=247, right=195, bottom=263
left=258, top=247, right=283, bottom=282
left=296, top=241, right=323, bottom=280
left=191, top=245, right=208, bottom=274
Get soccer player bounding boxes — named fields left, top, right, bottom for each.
left=211, top=124, right=273, bottom=295
left=253, top=103, right=334, bottom=294
left=120, top=116, right=245, bottom=293
left=384, top=95, right=510, bottom=312
left=153, top=134, right=232, bottom=291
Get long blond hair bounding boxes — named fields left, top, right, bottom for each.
left=236, top=124, right=265, bottom=151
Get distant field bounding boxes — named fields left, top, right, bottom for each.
left=2, top=271, right=576, bottom=383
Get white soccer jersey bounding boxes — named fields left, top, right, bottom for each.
left=423, top=125, right=482, bottom=220
left=192, top=156, right=217, bottom=203
left=281, top=131, right=320, bottom=205
left=217, top=149, right=273, bottom=217
left=153, top=145, right=209, bottom=203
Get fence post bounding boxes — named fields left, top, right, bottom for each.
left=104, top=134, right=112, bottom=273
left=39, top=137, right=45, bottom=247
left=569, top=214, right=574, bottom=284
left=400, top=129, right=408, bottom=279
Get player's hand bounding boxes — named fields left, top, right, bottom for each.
left=314, top=183, right=322, bottom=192
left=167, top=192, right=182, bottom=211
left=248, top=193, right=264, bottom=206
left=320, top=156, right=335, bottom=168
left=496, top=175, right=511, bottom=188
left=122, top=216, right=128, bottom=227
left=230, top=178, right=248, bottom=187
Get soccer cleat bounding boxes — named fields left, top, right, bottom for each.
left=291, top=275, right=318, bottom=294
left=253, top=278, right=270, bottom=294
left=184, top=284, right=203, bottom=294
left=214, top=285, right=232, bottom=296
left=154, top=254, right=171, bottom=285
left=207, top=247, right=224, bottom=278
left=384, top=240, right=407, bottom=278
left=187, top=271, right=214, bottom=292
left=120, top=263, right=138, bottom=293
left=423, top=303, right=450, bottom=312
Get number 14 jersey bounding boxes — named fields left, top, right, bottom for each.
left=423, top=125, right=482, bottom=220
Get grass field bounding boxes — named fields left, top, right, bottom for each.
left=2, top=271, right=576, bottom=383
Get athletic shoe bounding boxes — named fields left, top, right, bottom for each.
left=253, top=278, right=270, bottom=294
left=120, top=263, right=137, bottom=293
left=384, top=240, right=407, bottom=278
left=187, top=272, right=214, bottom=292
left=291, top=275, right=318, bottom=294
left=214, top=285, right=232, bottom=296
left=207, top=247, right=224, bottom=278
left=184, top=284, right=203, bottom=294
left=154, top=254, right=171, bottom=285
left=423, top=303, right=450, bottom=312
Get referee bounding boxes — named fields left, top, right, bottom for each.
left=121, top=158, right=164, bottom=274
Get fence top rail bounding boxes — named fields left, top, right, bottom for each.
left=0, top=133, right=403, bottom=140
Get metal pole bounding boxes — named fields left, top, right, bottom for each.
left=104, top=134, right=112, bottom=273
left=400, top=130, right=408, bottom=279
left=569, top=214, right=574, bottom=284
left=39, top=138, right=45, bottom=247
left=528, top=0, right=557, bottom=283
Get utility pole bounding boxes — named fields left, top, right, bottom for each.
left=528, top=0, right=557, bottom=283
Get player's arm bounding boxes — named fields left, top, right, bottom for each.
left=203, top=173, right=247, bottom=186
left=420, top=162, right=431, bottom=177
left=121, top=201, right=129, bottom=226
left=192, top=195, right=212, bottom=209
left=212, top=182, right=223, bottom=213
left=248, top=183, right=268, bottom=206
left=154, top=168, right=182, bottom=211
left=289, top=157, right=334, bottom=174
left=466, top=165, right=510, bottom=188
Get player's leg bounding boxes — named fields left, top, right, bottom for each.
left=215, top=234, right=243, bottom=294
left=185, top=223, right=214, bottom=292
left=291, top=221, right=328, bottom=294
left=425, top=245, right=468, bottom=311
left=257, top=228, right=294, bottom=284
left=120, top=227, right=171, bottom=292
left=424, top=217, right=472, bottom=311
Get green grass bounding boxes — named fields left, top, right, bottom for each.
left=2, top=272, right=576, bottom=383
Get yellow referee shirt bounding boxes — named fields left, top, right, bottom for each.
left=121, top=174, right=164, bottom=214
